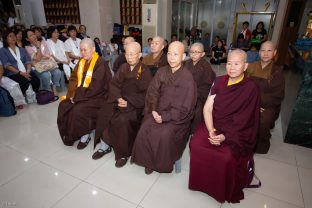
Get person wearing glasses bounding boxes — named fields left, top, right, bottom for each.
left=185, top=43, right=216, bottom=134
left=92, top=42, right=152, bottom=168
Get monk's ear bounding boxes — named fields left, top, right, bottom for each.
left=201, top=52, right=205, bottom=58
left=273, top=49, right=277, bottom=57
left=138, top=52, right=142, bottom=59
left=244, top=62, right=248, bottom=71
left=183, top=53, right=186, bottom=60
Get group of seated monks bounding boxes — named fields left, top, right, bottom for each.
left=57, top=36, right=285, bottom=203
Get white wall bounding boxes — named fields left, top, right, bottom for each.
left=112, top=0, right=121, bottom=24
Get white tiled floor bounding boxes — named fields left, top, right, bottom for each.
left=0, top=67, right=311, bottom=208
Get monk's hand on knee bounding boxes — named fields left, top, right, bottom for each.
left=260, top=108, right=265, bottom=113
left=152, top=111, right=162, bottom=123
left=117, top=98, right=127, bottom=107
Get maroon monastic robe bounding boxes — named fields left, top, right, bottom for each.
left=189, top=75, right=260, bottom=203
left=184, top=58, right=216, bottom=133
left=94, top=62, right=152, bottom=160
left=247, top=61, right=285, bottom=153
left=142, top=52, right=168, bottom=76
left=131, top=65, right=197, bottom=172
left=57, top=58, right=112, bottom=146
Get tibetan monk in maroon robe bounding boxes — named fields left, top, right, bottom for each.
left=185, top=43, right=216, bottom=133
left=92, top=42, right=152, bottom=168
left=142, top=36, right=168, bottom=76
left=131, top=41, right=197, bottom=174
left=57, top=38, right=112, bottom=147
left=247, top=41, right=285, bottom=154
left=189, top=49, right=260, bottom=203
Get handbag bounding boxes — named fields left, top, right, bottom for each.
left=36, top=90, right=59, bottom=105
left=245, top=157, right=261, bottom=188
left=33, top=56, right=58, bottom=73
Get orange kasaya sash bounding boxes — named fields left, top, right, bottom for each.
left=60, top=53, right=99, bottom=101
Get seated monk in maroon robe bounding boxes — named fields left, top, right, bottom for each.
left=131, top=41, right=197, bottom=174
left=112, top=37, right=135, bottom=74
left=185, top=42, right=216, bottom=133
left=57, top=38, right=112, bottom=148
left=142, top=36, right=168, bottom=76
left=92, top=42, right=153, bottom=168
left=188, top=49, right=260, bottom=203
left=247, top=41, right=285, bottom=154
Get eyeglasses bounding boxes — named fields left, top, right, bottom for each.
left=189, top=51, right=203, bottom=55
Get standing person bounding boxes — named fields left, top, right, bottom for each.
left=92, top=42, right=152, bottom=167
left=142, top=36, right=168, bottom=76
left=46, top=26, right=71, bottom=80
left=247, top=41, right=285, bottom=154
left=240, top=21, right=252, bottom=42
left=202, top=33, right=211, bottom=55
left=112, top=36, right=135, bottom=74
left=0, top=30, right=40, bottom=94
left=23, top=29, right=62, bottom=95
left=131, top=41, right=197, bottom=174
left=64, top=25, right=81, bottom=69
left=210, top=40, right=227, bottom=65
left=7, top=11, right=18, bottom=27
left=185, top=43, right=216, bottom=133
left=57, top=38, right=112, bottom=147
left=251, top=21, right=268, bottom=49
left=189, top=49, right=260, bottom=203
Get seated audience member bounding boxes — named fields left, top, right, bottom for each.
left=112, top=36, right=135, bottom=74
left=211, top=35, right=220, bottom=48
left=77, top=25, right=90, bottom=40
left=202, top=33, right=210, bottom=52
left=247, top=41, right=285, bottom=154
left=142, top=37, right=152, bottom=56
left=92, top=42, right=153, bottom=167
left=171, top=34, right=177, bottom=43
left=46, top=26, right=71, bottom=80
left=189, top=49, right=260, bottom=203
left=246, top=44, right=260, bottom=63
left=142, top=36, right=168, bottom=76
left=131, top=41, right=197, bottom=174
left=210, top=40, right=227, bottom=65
left=240, top=21, right=252, bottom=42
left=231, top=33, right=249, bottom=51
left=64, top=25, right=81, bottom=69
left=185, top=43, right=216, bottom=133
left=57, top=38, right=112, bottom=148
left=0, top=30, right=40, bottom=94
left=94, top=37, right=103, bottom=57
left=14, top=29, right=23, bottom=48
left=32, top=26, right=46, bottom=41
left=24, top=29, right=62, bottom=95
left=163, top=39, right=169, bottom=54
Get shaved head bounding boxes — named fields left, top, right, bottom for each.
left=190, top=42, right=204, bottom=52
left=152, top=36, right=165, bottom=45
left=126, top=41, right=141, bottom=53
left=228, top=49, right=247, bottom=62
left=151, top=36, right=165, bottom=54
left=80, top=38, right=95, bottom=48
left=125, top=41, right=142, bottom=66
left=260, top=41, right=276, bottom=50
left=167, top=41, right=185, bottom=72
left=169, top=41, right=185, bottom=53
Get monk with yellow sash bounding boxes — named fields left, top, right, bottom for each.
left=57, top=38, right=112, bottom=148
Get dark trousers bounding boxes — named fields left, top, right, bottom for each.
left=8, top=71, right=40, bottom=94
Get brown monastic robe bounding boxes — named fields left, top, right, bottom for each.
left=247, top=61, right=285, bottom=153
left=94, top=61, right=152, bottom=160
left=142, top=51, right=168, bottom=76
left=57, top=57, right=112, bottom=146
left=131, top=65, right=197, bottom=173
left=184, top=57, right=216, bottom=133
left=112, top=53, right=126, bottom=73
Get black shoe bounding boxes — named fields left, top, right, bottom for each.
left=77, top=136, right=91, bottom=150
left=115, top=158, right=128, bottom=168
left=92, top=147, right=112, bottom=160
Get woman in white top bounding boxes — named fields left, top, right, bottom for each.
left=64, top=25, right=81, bottom=69
left=46, top=26, right=71, bottom=79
